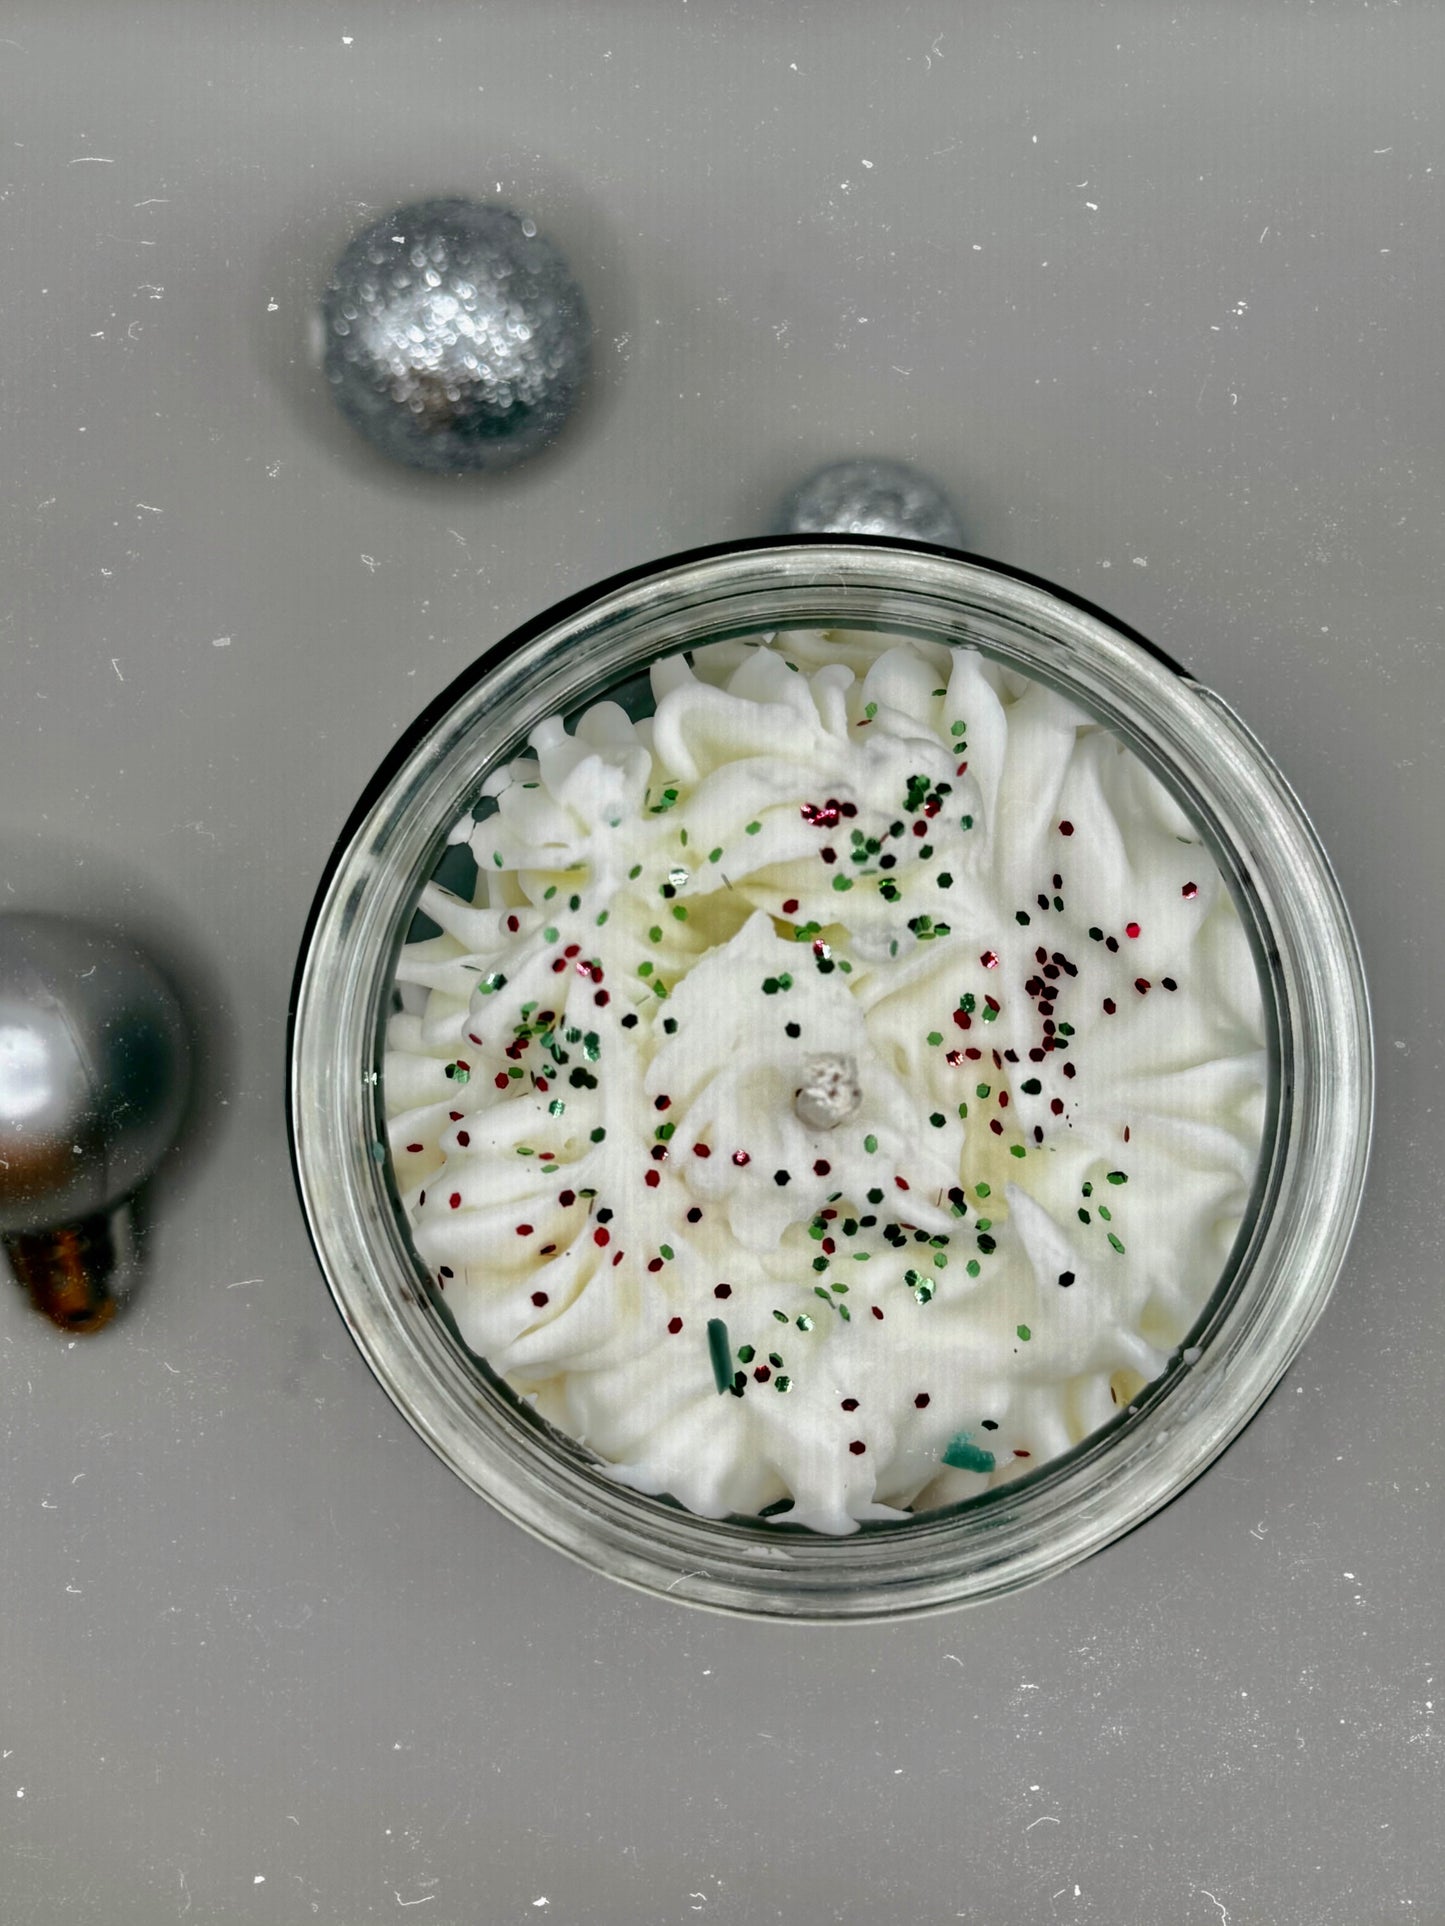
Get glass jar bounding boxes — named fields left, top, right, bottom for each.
left=288, top=538, right=1372, bottom=1621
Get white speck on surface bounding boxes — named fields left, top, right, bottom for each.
left=1131, top=556, right=1148, bottom=567
left=342, top=35, right=354, bottom=46
left=532, top=1901, right=549, bottom=1911
left=253, top=1875, right=264, bottom=1885
left=135, top=501, right=162, bottom=514
left=211, top=637, right=232, bottom=648
left=361, top=554, right=378, bottom=572
left=266, top=298, right=278, bottom=312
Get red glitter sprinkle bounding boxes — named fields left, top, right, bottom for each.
left=594, top=990, right=610, bottom=1006
left=821, top=1238, right=836, bottom=1255
left=813, top=1159, right=831, bottom=1176
left=564, top=944, right=580, bottom=958
left=848, top=1440, right=867, bottom=1456
left=467, top=1034, right=482, bottom=1047
left=494, top=1073, right=509, bottom=1090
left=450, top=1111, right=463, bottom=1121
left=871, top=1306, right=885, bottom=1320
left=693, top=1143, right=712, bottom=1159
left=1051, top=1098, right=1065, bottom=1116
left=648, top=1258, right=664, bottom=1273
left=965, top=1047, right=983, bottom=1061
left=955, top=760, right=968, bottom=776
left=1102, top=997, right=1117, bottom=1015
left=593, top=1227, right=610, bottom=1247
left=989, top=1119, right=1004, bottom=1136
left=1059, top=820, right=1074, bottom=837
left=912, top=821, right=927, bottom=839
left=946, top=1050, right=964, bottom=1067
left=531, top=1291, right=549, bottom=1307
left=535, top=1078, right=548, bottom=1093
left=551, top=959, right=566, bottom=974
left=559, top=1190, right=576, bottom=1207
left=406, top=1143, right=423, bottom=1154
left=456, top=1131, right=470, bottom=1147
left=455, top=1060, right=470, bottom=1073
left=714, top=1284, right=732, bottom=1299
left=753, top=1365, right=771, bottom=1382
left=655, top=1095, right=672, bottom=1111
left=840, top=802, right=858, bottom=819
left=449, top=1192, right=462, bottom=1210
left=1182, top=881, right=1199, bottom=899
left=1063, top=1062, right=1077, bottom=1079
left=841, top=1398, right=860, bottom=1411
left=651, top=1145, right=668, bottom=1161
left=980, top=950, right=999, bottom=969
left=820, top=846, right=837, bottom=863
left=506, top=914, right=520, bottom=933
left=539, top=1244, right=556, bottom=1255
left=612, top=1250, right=624, bottom=1266
left=782, top=898, right=799, bottom=914
left=1134, top=977, right=1151, bottom=994
left=1014, top=1450, right=1032, bottom=1460
left=1126, top=921, right=1141, bottom=939
left=645, top=1169, right=661, bottom=1188
left=516, top=1223, right=533, bottom=1237
left=731, top=1151, right=750, bottom=1167
left=1124, top=1125, right=1132, bottom=1143
left=997, top=1091, right=1009, bottom=1108
left=915, top=1393, right=931, bottom=1408
left=895, top=1176, right=910, bottom=1192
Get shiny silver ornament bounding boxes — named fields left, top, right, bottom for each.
left=775, top=458, right=963, bottom=547
left=0, top=915, right=190, bottom=1332
left=322, top=198, right=591, bottom=473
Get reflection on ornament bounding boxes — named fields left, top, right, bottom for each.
left=0, top=916, right=190, bottom=1333
left=774, top=458, right=962, bottom=547
left=322, top=198, right=591, bottom=473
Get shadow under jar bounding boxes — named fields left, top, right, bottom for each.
left=288, top=538, right=1372, bottom=1622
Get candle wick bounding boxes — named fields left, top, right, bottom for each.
left=794, top=1054, right=863, bottom=1131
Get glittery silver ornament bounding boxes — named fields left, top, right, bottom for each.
left=0, top=915, right=190, bottom=1332
left=775, top=459, right=962, bottom=547
left=794, top=1054, right=863, bottom=1132
left=322, top=198, right=591, bottom=473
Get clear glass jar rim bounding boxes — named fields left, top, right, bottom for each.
left=288, top=538, right=1374, bottom=1621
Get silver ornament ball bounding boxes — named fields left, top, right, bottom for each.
left=0, top=914, right=190, bottom=1238
left=322, top=198, right=591, bottom=474
left=775, top=459, right=963, bottom=548
left=794, top=1054, right=864, bottom=1133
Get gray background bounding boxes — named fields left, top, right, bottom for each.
left=0, top=4, right=1439, bottom=1921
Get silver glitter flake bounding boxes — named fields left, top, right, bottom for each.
left=794, top=1054, right=864, bottom=1132
left=322, top=199, right=590, bottom=473
left=774, top=459, right=962, bottom=547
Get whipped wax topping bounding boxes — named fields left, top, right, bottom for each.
left=384, top=629, right=1268, bottom=1534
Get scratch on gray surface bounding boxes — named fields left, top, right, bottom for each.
left=1198, top=1892, right=1230, bottom=1924
left=395, top=1895, right=434, bottom=1909
left=134, top=197, right=169, bottom=207
left=69, top=155, right=114, bottom=164
left=1025, top=1814, right=1060, bottom=1830
left=226, top=1277, right=263, bottom=1289
left=111, top=658, right=124, bottom=680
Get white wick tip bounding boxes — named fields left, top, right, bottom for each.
left=794, top=1054, right=863, bottom=1131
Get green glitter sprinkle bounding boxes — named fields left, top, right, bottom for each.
left=1108, top=1232, right=1126, bottom=1254
left=950, top=720, right=967, bottom=737
left=492, top=852, right=504, bottom=868
left=590, top=1127, right=606, bottom=1143
left=569, top=895, right=581, bottom=911
left=1021, top=1078, right=1041, bottom=1095
left=1016, top=911, right=1031, bottom=926
left=1016, top=1324, right=1031, bottom=1341
left=863, top=1134, right=878, bottom=1154
left=638, top=960, right=653, bottom=977
left=679, top=829, right=688, bottom=847
left=596, top=911, right=609, bottom=926
left=707, top=1319, right=732, bottom=1394
left=745, top=821, right=762, bottom=836
left=709, top=847, right=723, bottom=863
left=1082, top=1181, right=1094, bottom=1196
left=773, top=1309, right=789, bottom=1323
left=966, top=1260, right=981, bottom=1277
left=927, top=1031, right=943, bottom=1047
left=975, top=1182, right=991, bottom=1198
left=1107, top=1170, right=1128, bottom=1185
left=864, top=702, right=878, bottom=720
left=548, top=1100, right=565, bottom=1116
left=628, top=864, right=642, bottom=880
left=660, top=1244, right=674, bottom=1261
left=672, top=905, right=688, bottom=921
left=942, top=1436, right=995, bottom=1474
left=774, top=1375, right=792, bottom=1393
left=1078, top=1208, right=1091, bottom=1224
left=1009, top=1144, right=1025, bottom=1158
left=812, top=1256, right=829, bottom=1273
left=544, top=926, right=559, bottom=943
left=814, top=1287, right=832, bottom=1305
left=832, top=876, right=853, bottom=892
left=738, top=1344, right=756, bottom=1364
left=1098, top=1205, right=1112, bottom=1222
left=796, top=1314, right=814, bottom=1332
left=959, top=815, right=974, bottom=831
left=929, top=1112, right=946, bottom=1128
left=446, top=1064, right=470, bottom=1085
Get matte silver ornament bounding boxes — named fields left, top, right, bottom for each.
left=775, top=459, right=963, bottom=547
left=0, top=915, right=190, bottom=1331
left=322, top=198, right=591, bottom=473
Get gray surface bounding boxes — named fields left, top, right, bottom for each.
left=0, top=4, right=1439, bottom=1921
